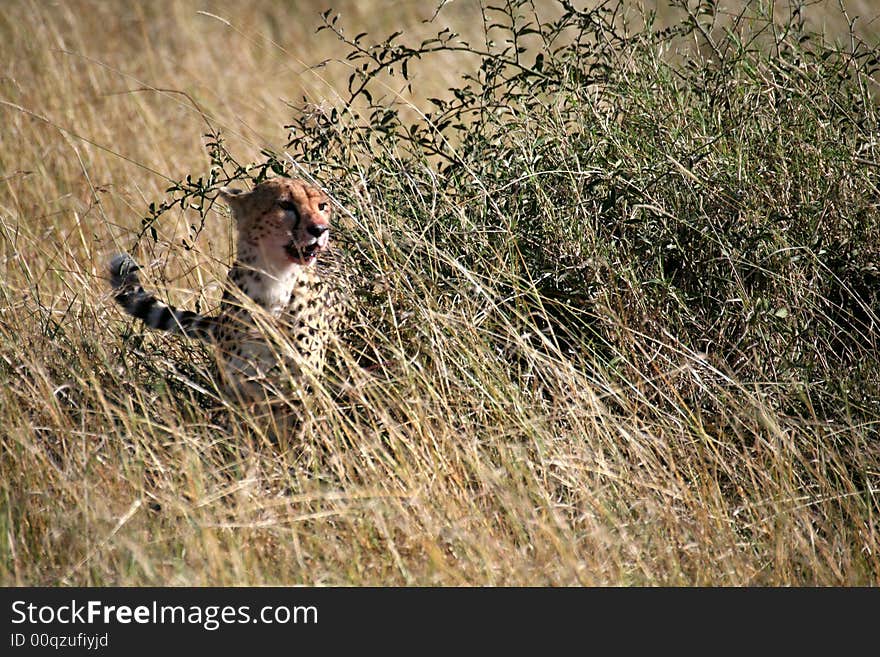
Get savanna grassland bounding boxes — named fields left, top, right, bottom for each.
left=2, top=0, right=880, bottom=586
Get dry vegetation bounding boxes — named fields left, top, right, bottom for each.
left=2, top=0, right=880, bottom=586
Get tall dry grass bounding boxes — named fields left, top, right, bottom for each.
left=1, top=0, right=879, bottom=585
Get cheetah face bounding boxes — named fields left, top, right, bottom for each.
left=221, top=177, right=332, bottom=272
left=278, top=197, right=330, bottom=266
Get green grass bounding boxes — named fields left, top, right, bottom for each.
left=1, top=0, right=879, bottom=585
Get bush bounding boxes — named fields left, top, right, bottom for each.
left=142, top=0, right=880, bottom=424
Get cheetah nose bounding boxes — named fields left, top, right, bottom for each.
left=308, top=224, right=329, bottom=238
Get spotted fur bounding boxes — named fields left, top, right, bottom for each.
left=109, top=177, right=341, bottom=403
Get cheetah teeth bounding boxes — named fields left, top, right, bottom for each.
left=285, top=241, right=320, bottom=262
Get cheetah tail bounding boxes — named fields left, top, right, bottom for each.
left=108, top=253, right=215, bottom=343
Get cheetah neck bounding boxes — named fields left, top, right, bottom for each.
left=226, top=246, right=317, bottom=317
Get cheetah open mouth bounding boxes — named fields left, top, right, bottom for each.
left=284, top=240, right=321, bottom=264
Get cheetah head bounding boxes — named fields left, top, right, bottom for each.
left=220, top=177, right=332, bottom=273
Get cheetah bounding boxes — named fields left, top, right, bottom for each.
left=108, top=177, right=342, bottom=409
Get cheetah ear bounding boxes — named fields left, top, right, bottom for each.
left=218, top=186, right=248, bottom=204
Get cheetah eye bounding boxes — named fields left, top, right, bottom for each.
left=318, top=202, right=328, bottom=212
left=278, top=200, right=298, bottom=213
